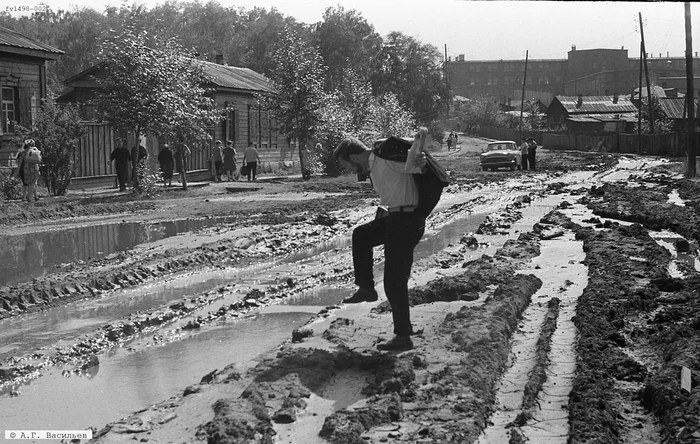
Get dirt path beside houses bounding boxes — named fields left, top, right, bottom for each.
left=1, top=140, right=700, bottom=443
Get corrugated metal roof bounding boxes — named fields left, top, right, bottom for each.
left=556, top=95, right=637, bottom=114
left=198, top=61, right=276, bottom=94
left=567, top=112, right=637, bottom=123
left=632, top=85, right=667, bottom=99
left=0, top=25, right=63, bottom=57
left=658, top=97, right=699, bottom=119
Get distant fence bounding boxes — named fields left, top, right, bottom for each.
left=477, top=126, right=689, bottom=157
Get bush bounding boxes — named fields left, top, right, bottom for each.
left=425, top=120, right=446, bottom=144
left=131, top=162, right=159, bottom=197
left=1, top=174, right=23, bottom=201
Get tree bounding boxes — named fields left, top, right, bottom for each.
left=370, top=32, right=450, bottom=125
left=257, top=27, right=327, bottom=174
left=94, top=13, right=220, bottom=190
left=315, top=81, right=416, bottom=177
left=313, top=6, right=382, bottom=91
left=635, top=96, right=674, bottom=134
left=13, top=98, right=86, bottom=196
left=458, top=96, right=501, bottom=133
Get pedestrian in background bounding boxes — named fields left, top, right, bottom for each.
left=520, top=137, right=529, bottom=171
left=109, top=138, right=131, bottom=191
left=174, top=141, right=191, bottom=186
left=243, top=142, right=261, bottom=181
left=20, top=139, right=41, bottom=202
left=157, top=143, right=174, bottom=187
left=333, top=127, right=430, bottom=351
left=527, top=138, right=537, bottom=170
left=212, top=140, right=224, bottom=182
left=222, top=140, right=237, bottom=181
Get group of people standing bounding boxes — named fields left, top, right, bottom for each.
left=109, top=138, right=151, bottom=191
left=209, top=140, right=261, bottom=182
left=520, top=137, right=538, bottom=170
left=155, top=142, right=190, bottom=187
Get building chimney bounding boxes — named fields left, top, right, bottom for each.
left=576, top=94, right=583, bottom=108
left=571, top=45, right=576, bottom=51
left=613, top=93, right=619, bottom=104
left=621, top=46, right=624, bottom=50
left=459, top=54, right=465, bottom=61
left=667, top=51, right=669, bottom=57
left=215, top=53, right=224, bottom=65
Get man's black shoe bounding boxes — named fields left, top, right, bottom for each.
left=342, top=288, right=379, bottom=304
left=377, top=335, right=413, bottom=351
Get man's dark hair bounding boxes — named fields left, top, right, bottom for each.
left=333, top=137, right=369, bottom=161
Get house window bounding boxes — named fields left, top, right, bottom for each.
left=2, top=87, right=16, bottom=133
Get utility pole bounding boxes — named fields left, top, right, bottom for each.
left=444, top=44, right=450, bottom=117
left=638, top=42, right=643, bottom=153
left=519, top=50, right=528, bottom=141
left=685, top=2, right=696, bottom=176
left=639, top=12, right=655, bottom=134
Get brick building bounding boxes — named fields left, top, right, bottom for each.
left=446, top=46, right=700, bottom=105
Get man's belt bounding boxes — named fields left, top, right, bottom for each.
left=388, top=205, right=416, bottom=213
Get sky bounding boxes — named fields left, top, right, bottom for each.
left=8, top=0, right=700, bottom=61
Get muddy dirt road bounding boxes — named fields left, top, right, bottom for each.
left=1, top=137, right=700, bottom=444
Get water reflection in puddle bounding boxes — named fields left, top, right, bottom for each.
left=0, top=216, right=237, bottom=287
left=0, top=191, right=536, bottom=435
left=0, top=311, right=311, bottom=432
left=0, top=272, right=235, bottom=360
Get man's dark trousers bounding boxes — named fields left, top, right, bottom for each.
left=352, top=211, right=424, bottom=336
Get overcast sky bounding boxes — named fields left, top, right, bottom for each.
left=14, top=1, right=699, bottom=61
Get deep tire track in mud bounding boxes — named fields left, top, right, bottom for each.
left=3, top=148, right=700, bottom=444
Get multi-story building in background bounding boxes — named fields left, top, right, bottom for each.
left=446, top=46, right=700, bottom=105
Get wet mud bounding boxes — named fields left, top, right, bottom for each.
left=2, top=146, right=700, bottom=443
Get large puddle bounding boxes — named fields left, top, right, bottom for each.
left=0, top=216, right=238, bottom=287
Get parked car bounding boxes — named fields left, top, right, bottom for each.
left=480, top=140, right=520, bottom=171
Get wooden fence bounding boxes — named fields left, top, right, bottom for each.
left=477, top=126, right=689, bottom=157
left=73, top=122, right=299, bottom=181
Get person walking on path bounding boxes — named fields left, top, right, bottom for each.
left=243, top=142, right=261, bottom=181
left=527, top=138, right=537, bottom=170
left=212, top=140, right=224, bottom=182
left=333, top=127, right=430, bottom=352
left=110, top=138, right=131, bottom=191
left=222, top=140, right=237, bottom=181
left=157, top=143, right=175, bottom=187
left=520, top=138, right=529, bottom=171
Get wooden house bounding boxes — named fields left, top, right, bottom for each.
left=57, top=58, right=296, bottom=186
left=0, top=26, right=63, bottom=170
left=547, top=95, right=637, bottom=133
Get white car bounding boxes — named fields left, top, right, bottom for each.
left=480, top=140, right=520, bottom=171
